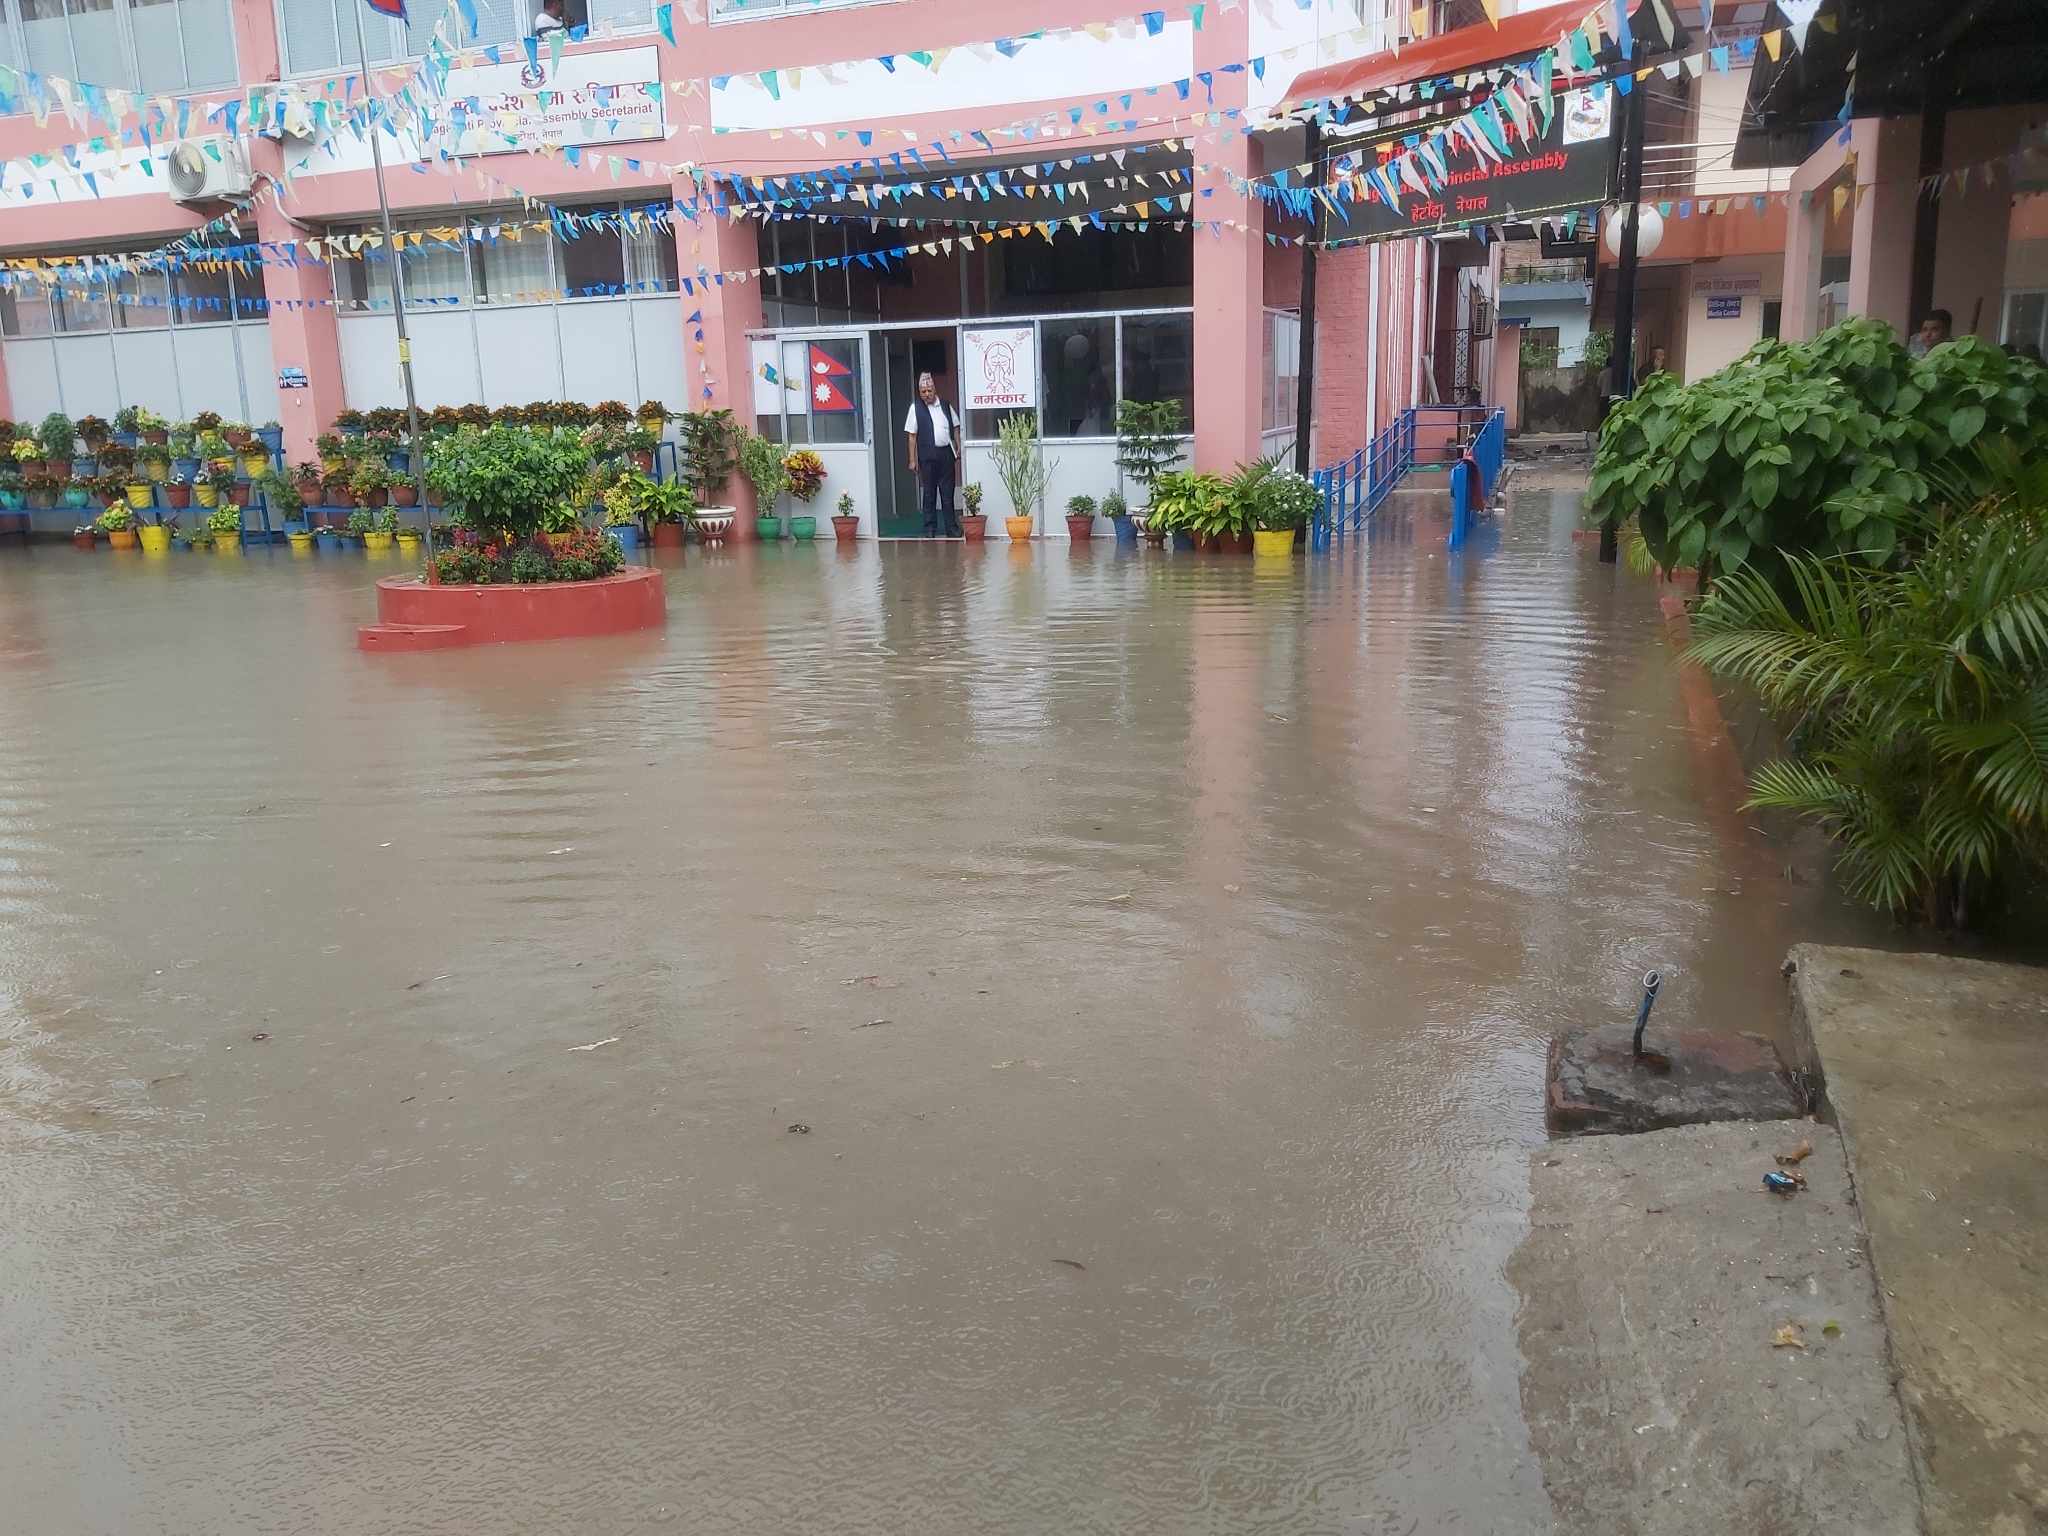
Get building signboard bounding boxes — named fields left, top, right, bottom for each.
left=438, top=45, right=666, bottom=157
left=962, top=326, right=1037, bottom=411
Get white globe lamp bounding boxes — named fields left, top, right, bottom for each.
left=1603, top=203, right=1664, bottom=260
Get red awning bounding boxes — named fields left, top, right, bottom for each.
left=1286, top=0, right=1600, bottom=108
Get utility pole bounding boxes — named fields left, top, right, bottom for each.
left=350, top=1, right=434, bottom=562
left=1598, top=74, right=1645, bottom=566
left=1293, top=116, right=1321, bottom=477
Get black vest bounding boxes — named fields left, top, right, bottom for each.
left=913, top=398, right=957, bottom=458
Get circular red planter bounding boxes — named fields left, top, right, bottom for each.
left=358, top=567, right=665, bottom=652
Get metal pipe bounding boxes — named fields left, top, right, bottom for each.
left=1631, top=970, right=1663, bottom=1057
left=1293, top=117, right=1321, bottom=477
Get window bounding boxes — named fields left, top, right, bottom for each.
left=2003, top=291, right=2047, bottom=357
left=401, top=232, right=471, bottom=311
left=113, top=267, right=171, bottom=329
left=0, top=0, right=237, bottom=94
left=777, top=336, right=861, bottom=446
left=624, top=207, right=678, bottom=293
left=1264, top=310, right=1299, bottom=433
left=275, top=0, right=518, bottom=78
left=1040, top=316, right=1115, bottom=439
left=51, top=283, right=109, bottom=334
left=712, top=0, right=876, bottom=17
left=172, top=259, right=234, bottom=324
left=1, top=285, right=52, bottom=336
left=472, top=220, right=553, bottom=306
left=1120, top=313, right=1193, bottom=424
left=558, top=213, right=626, bottom=299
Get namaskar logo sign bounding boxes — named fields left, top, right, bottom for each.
left=963, top=327, right=1037, bottom=411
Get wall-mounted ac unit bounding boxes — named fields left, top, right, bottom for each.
left=1470, top=295, right=1494, bottom=340
left=167, top=138, right=254, bottom=205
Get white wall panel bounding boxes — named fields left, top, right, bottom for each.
left=631, top=298, right=686, bottom=412
left=173, top=326, right=252, bottom=420
left=111, top=330, right=181, bottom=419
left=237, top=322, right=280, bottom=423
left=4, top=341, right=63, bottom=419
left=340, top=312, right=481, bottom=408
left=558, top=302, right=637, bottom=407
left=53, top=336, right=119, bottom=419
left=338, top=316, right=398, bottom=410
left=475, top=307, right=562, bottom=407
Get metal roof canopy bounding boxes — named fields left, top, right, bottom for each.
left=1736, top=0, right=2048, bottom=166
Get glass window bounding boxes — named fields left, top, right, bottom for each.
left=114, top=267, right=172, bottom=329
left=66, top=0, right=124, bottom=84
left=131, top=0, right=189, bottom=95
left=587, top=0, right=652, bottom=28
left=1040, top=316, right=1115, bottom=439
left=398, top=229, right=471, bottom=311
left=1265, top=310, right=1299, bottom=432
left=2004, top=291, right=2047, bottom=354
left=557, top=209, right=625, bottom=299
left=624, top=206, right=678, bottom=293
left=472, top=220, right=554, bottom=306
left=172, top=259, right=234, bottom=324
left=4, top=0, right=238, bottom=90
left=711, top=0, right=874, bottom=17
left=178, top=0, right=236, bottom=88
left=1, top=285, right=53, bottom=337
left=51, top=282, right=109, bottom=333
left=779, top=336, right=861, bottom=446
left=1120, top=313, right=1193, bottom=425
left=278, top=0, right=517, bottom=77
left=20, top=0, right=72, bottom=79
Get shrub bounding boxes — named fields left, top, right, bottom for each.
left=738, top=430, right=790, bottom=509
left=1066, top=493, right=1097, bottom=519
left=680, top=408, right=740, bottom=503
left=508, top=546, right=553, bottom=583
left=423, top=425, right=594, bottom=541
left=37, top=411, right=76, bottom=461
left=1591, top=318, right=2048, bottom=590
left=1114, top=398, right=1187, bottom=506
left=1148, top=470, right=1232, bottom=536
left=784, top=449, right=827, bottom=504
left=95, top=503, right=133, bottom=532
left=990, top=412, right=1053, bottom=520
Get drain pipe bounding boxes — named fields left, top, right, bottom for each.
left=1293, top=115, right=1321, bottom=477
left=1631, top=970, right=1663, bottom=1058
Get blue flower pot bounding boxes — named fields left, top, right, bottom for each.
left=1112, top=515, right=1137, bottom=546
left=1171, top=531, right=1196, bottom=551
left=61, top=486, right=89, bottom=508
left=386, top=453, right=409, bottom=473
left=72, top=456, right=98, bottom=478
left=173, top=457, right=200, bottom=481
left=112, top=430, right=139, bottom=449
left=315, top=529, right=342, bottom=548
left=257, top=426, right=284, bottom=454
left=610, top=524, right=641, bottom=550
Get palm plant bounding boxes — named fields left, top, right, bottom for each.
left=1686, top=449, right=2048, bottom=928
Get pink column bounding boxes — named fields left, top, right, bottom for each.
left=1778, top=190, right=1822, bottom=342
left=1190, top=10, right=1263, bottom=474
left=1845, top=117, right=1918, bottom=335
left=675, top=190, right=763, bottom=537
left=1933, top=106, right=2030, bottom=338
left=1310, top=244, right=1372, bottom=466
left=252, top=183, right=347, bottom=465
left=1491, top=318, right=1523, bottom=432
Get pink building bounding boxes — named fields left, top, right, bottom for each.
left=0, top=0, right=1576, bottom=536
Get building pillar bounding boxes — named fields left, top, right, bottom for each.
left=1778, top=188, right=1824, bottom=342
left=675, top=188, right=763, bottom=537
left=252, top=185, right=346, bottom=465
left=1845, top=117, right=1919, bottom=336
left=1188, top=5, right=1262, bottom=473
left=1310, top=243, right=1373, bottom=466
left=1932, top=106, right=2030, bottom=338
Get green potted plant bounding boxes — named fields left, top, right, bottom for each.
left=1064, top=492, right=1097, bottom=543
left=315, top=432, right=346, bottom=476
left=639, top=479, right=696, bottom=547
left=22, top=470, right=57, bottom=509
left=257, top=418, right=284, bottom=455
left=680, top=408, right=740, bottom=536
left=600, top=472, right=644, bottom=551
left=168, top=425, right=199, bottom=480
left=254, top=467, right=300, bottom=523
left=960, top=481, right=986, bottom=542
left=1148, top=470, right=1230, bottom=551
left=738, top=430, right=790, bottom=540
left=1249, top=466, right=1317, bottom=558
left=622, top=423, right=659, bottom=473
left=37, top=411, right=74, bottom=479
left=364, top=406, right=406, bottom=438
left=783, top=448, right=825, bottom=540
left=207, top=501, right=242, bottom=547
left=422, top=422, right=594, bottom=547
left=634, top=399, right=670, bottom=431
left=332, top=409, right=366, bottom=437
left=1114, top=398, right=1187, bottom=517
left=136, top=407, right=169, bottom=447
left=345, top=507, right=374, bottom=543
left=592, top=399, right=633, bottom=429
left=1101, top=489, right=1135, bottom=546
left=349, top=460, right=390, bottom=510
left=831, top=488, right=859, bottom=543
left=991, top=412, right=1054, bottom=541
left=95, top=501, right=137, bottom=547
left=112, top=404, right=145, bottom=446
left=0, top=465, right=21, bottom=511
left=291, top=461, right=325, bottom=510
left=221, top=418, right=254, bottom=452
left=76, top=414, right=110, bottom=454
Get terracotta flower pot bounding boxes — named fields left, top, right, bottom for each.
left=1219, top=531, right=1253, bottom=554
left=831, top=514, right=859, bottom=542
left=1065, top=514, right=1094, bottom=542
left=960, top=513, right=987, bottom=542
left=164, top=483, right=190, bottom=508
left=651, top=521, right=685, bottom=547
left=229, top=483, right=251, bottom=508
left=362, top=489, right=387, bottom=508
left=298, top=484, right=322, bottom=507
left=391, top=483, right=418, bottom=507
left=1004, top=515, right=1033, bottom=540
left=72, top=529, right=97, bottom=550
left=141, top=428, right=167, bottom=446
left=108, top=528, right=138, bottom=550
left=632, top=451, right=655, bottom=473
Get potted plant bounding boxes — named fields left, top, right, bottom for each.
left=349, top=460, right=390, bottom=509
left=1250, top=465, right=1317, bottom=558
left=363, top=406, right=405, bottom=437
left=71, top=522, right=98, bottom=551
left=738, top=430, right=790, bottom=540
left=291, top=461, right=325, bottom=508
left=831, top=489, right=859, bottom=543
left=112, top=405, right=144, bottom=447
left=1216, top=458, right=1279, bottom=554
left=315, top=520, right=344, bottom=549
left=238, top=437, right=270, bottom=478
left=23, top=471, right=57, bottom=510
left=395, top=517, right=423, bottom=557
left=1149, top=470, right=1230, bottom=552
left=457, top=403, right=492, bottom=429
left=592, top=399, right=633, bottom=429
left=37, top=411, right=75, bottom=478
left=76, top=414, right=110, bottom=454
left=11, top=436, right=38, bottom=477
left=538, top=502, right=581, bottom=553
left=422, top=422, right=594, bottom=550
left=370, top=507, right=401, bottom=551
left=137, top=499, right=172, bottom=553
left=641, top=479, right=696, bottom=547
left=159, top=471, right=189, bottom=510
left=208, top=502, right=242, bottom=547
left=60, top=475, right=91, bottom=510
left=634, top=399, right=670, bottom=431
left=345, top=507, right=374, bottom=543
left=167, top=424, right=199, bottom=482
left=960, top=481, right=986, bottom=542
left=137, top=408, right=169, bottom=447
left=1114, top=398, right=1186, bottom=512
left=93, top=501, right=137, bottom=548
left=1064, top=492, right=1097, bottom=543
left=287, top=521, right=316, bottom=552
left=315, top=432, right=346, bottom=477
left=221, top=418, right=254, bottom=451
left=600, top=472, right=644, bottom=551
left=333, top=408, right=366, bottom=437
left=254, top=467, right=299, bottom=520
left=680, top=408, right=740, bottom=534
left=0, top=466, right=20, bottom=511
left=1102, top=489, right=1135, bottom=546
left=784, top=448, right=825, bottom=540
left=991, top=412, right=1053, bottom=541
left=622, top=423, right=659, bottom=474
left=390, top=468, right=420, bottom=508
left=257, top=419, right=284, bottom=455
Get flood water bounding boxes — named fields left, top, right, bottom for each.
left=1, top=477, right=1885, bottom=1534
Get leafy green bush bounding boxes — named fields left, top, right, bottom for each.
left=990, top=413, right=1053, bottom=521
left=423, top=425, right=594, bottom=541
left=1591, top=318, right=2048, bottom=587
left=1114, top=399, right=1186, bottom=507
left=1687, top=447, right=2048, bottom=928
left=680, top=408, right=741, bottom=504
left=1148, top=471, right=1232, bottom=536
left=1253, top=467, right=1321, bottom=531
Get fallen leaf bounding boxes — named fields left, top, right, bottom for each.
left=1776, top=1139, right=1815, bottom=1167
left=567, top=1036, right=619, bottom=1052
left=852, top=1018, right=889, bottom=1030
left=1109, top=893, right=1132, bottom=903
left=1822, top=1320, right=1841, bottom=1338
left=1051, top=1258, right=1086, bottom=1271
left=1772, top=1324, right=1806, bottom=1350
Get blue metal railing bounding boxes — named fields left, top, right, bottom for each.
left=1448, top=407, right=1505, bottom=552
left=1310, top=408, right=1416, bottom=550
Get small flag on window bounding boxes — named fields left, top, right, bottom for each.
left=363, top=0, right=406, bottom=20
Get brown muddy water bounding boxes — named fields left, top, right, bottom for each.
left=0, top=480, right=1886, bottom=1534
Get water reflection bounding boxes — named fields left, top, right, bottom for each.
left=0, top=486, right=1888, bottom=1534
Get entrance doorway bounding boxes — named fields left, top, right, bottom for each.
left=875, top=328, right=956, bottom=537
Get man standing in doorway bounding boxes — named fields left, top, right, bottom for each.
left=905, top=372, right=961, bottom=537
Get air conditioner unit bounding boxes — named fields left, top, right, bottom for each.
left=167, top=138, right=254, bottom=205
left=1470, top=295, right=1494, bottom=340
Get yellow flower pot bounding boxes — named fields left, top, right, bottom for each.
left=241, top=451, right=269, bottom=477
left=396, top=532, right=423, bottom=555
left=287, top=530, right=314, bottom=552
left=363, top=530, right=394, bottom=551
left=1252, top=528, right=1297, bottom=559
left=138, top=524, right=171, bottom=553
left=213, top=533, right=241, bottom=553
left=320, top=455, right=344, bottom=476
left=194, top=483, right=219, bottom=507
left=124, top=482, right=151, bottom=509
left=144, top=457, right=170, bottom=482
left=1004, top=515, right=1034, bottom=540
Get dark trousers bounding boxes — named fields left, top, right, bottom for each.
left=918, top=449, right=958, bottom=536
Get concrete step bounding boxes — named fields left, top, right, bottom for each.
left=355, top=622, right=468, bottom=653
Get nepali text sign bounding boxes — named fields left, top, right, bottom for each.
left=962, top=326, right=1037, bottom=412
left=1321, top=85, right=1614, bottom=245
left=437, top=45, right=666, bottom=157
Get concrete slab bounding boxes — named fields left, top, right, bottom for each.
left=1511, top=1121, right=1922, bottom=1535
left=1786, top=944, right=2048, bottom=1536
left=1547, top=1022, right=1805, bottom=1136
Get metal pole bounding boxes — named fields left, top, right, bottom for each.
left=1599, top=76, right=1645, bottom=566
left=1293, top=117, right=1321, bottom=477
left=351, top=1, right=434, bottom=562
